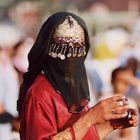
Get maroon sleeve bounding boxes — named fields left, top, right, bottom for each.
left=83, top=126, right=100, bottom=140
left=25, top=89, right=58, bottom=140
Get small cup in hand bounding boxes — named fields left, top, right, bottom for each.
left=110, top=108, right=135, bottom=129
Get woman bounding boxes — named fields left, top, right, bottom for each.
left=17, top=12, right=138, bottom=140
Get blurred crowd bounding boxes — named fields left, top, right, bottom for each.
left=0, top=0, right=140, bottom=140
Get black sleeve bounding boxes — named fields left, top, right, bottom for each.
left=0, top=112, right=14, bottom=123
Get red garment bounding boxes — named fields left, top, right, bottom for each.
left=20, top=74, right=100, bottom=140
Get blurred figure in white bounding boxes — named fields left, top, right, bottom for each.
left=0, top=24, right=22, bottom=140
left=10, top=38, right=33, bottom=140
left=12, top=38, right=33, bottom=84
left=85, top=52, right=103, bottom=107
left=9, top=1, right=42, bottom=40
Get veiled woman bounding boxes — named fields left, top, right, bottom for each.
left=17, top=12, right=138, bottom=140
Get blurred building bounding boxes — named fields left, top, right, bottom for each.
left=62, top=0, right=140, bottom=12
left=101, top=0, right=140, bottom=11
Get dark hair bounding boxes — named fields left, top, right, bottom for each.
left=111, top=66, right=128, bottom=84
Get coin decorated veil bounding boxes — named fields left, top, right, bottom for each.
left=48, top=15, right=86, bottom=60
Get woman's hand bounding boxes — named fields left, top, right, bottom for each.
left=110, top=108, right=138, bottom=129
left=88, top=94, right=129, bottom=125
left=72, top=95, right=130, bottom=140
left=128, top=108, right=138, bottom=127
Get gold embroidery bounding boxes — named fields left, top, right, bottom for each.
left=52, top=128, right=73, bottom=140
left=53, top=16, right=85, bottom=43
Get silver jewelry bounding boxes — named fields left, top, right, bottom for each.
left=48, top=37, right=86, bottom=60
left=58, top=45, right=64, bottom=58
left=73, top=47, right=77, bottom=57
left=118, top=101, right=123, bottom=107
left=50, top=44, right=56, bottom=57
left=77, top=47, right=82, bottom=57
left=52, top=46, right=59, bottom=58
left=48, top=44, right=54, bottom=56
left=67, top=47, right=72, bottom=57
left=60, top=45, right=67, bottom=60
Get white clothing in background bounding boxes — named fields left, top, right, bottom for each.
left=0, top=62, right=19, bottom=140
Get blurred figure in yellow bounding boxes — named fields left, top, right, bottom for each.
left=94, top=28, right=129, bottom=60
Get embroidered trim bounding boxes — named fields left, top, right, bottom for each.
left=53, top=15, right=85, bottom=43
left=52, top=127, right=73, bottom=140
left=48, top=37, right=86, bottom=60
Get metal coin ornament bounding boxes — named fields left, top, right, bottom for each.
left=58, top=46, right=64, bottom=58
left=52, top=46, right=59, bottom=58
left=67, top=47, right=72, bottom=57
left=48, top=44, right=54, bottom=56
left=60, top=55, right=65, bottom=60
left=77, top=48, right=82, bottom=57
left=58, top=53, right=62, bottom=58
left=73, top=47, right=77, bottom=57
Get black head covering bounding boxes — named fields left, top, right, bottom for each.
left=17, top=11, right=90, bottom=114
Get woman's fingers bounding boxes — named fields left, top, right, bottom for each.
left=91, top=95, right=137, bottom=124
left=105, top=110, right=128, bottom=120
left=104, top=99, right=139, bottom=129
left=101, top=95, right=130, bottom=120
left=111, top=95, right=126, bottom=102
left=128, top=109, right=139, bottom=127
left=110, top=99, right=128, bottom=109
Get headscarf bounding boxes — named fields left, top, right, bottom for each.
left=17, top=11, right=90, bottom=114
